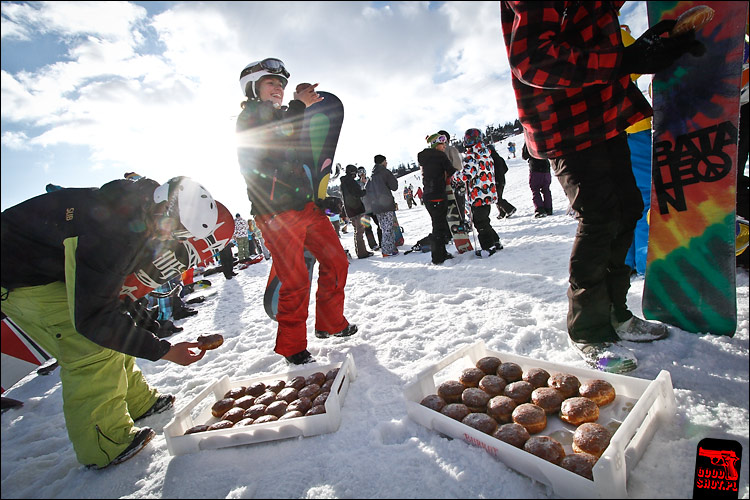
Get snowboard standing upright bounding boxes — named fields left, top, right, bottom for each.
left=263, top=91, right=345, bottom=320
left=445, top=180, right=473, bottom=254
left=643, top=2, right=747, bottom=336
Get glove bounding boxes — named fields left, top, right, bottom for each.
left=620, top=20, right=705, bottom=76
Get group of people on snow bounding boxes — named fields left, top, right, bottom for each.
left=1, top=1, right=743, bottom=473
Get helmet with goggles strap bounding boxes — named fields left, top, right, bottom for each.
left=239, top=58, right=290, bottom=99
left=463, top=128, right=483, bottom=148
left=153, top=177, right=219, bottom=239
left=426, top=133, right=448, bottom=149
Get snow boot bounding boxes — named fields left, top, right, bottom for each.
left=88, top=427, right=155, bottom=470
left=567, top=336, right=637, bottom=374
left=613, top=315, right=669, bottom=343
left=315, top=323, right=358, bottom=339
left=135, top=394, right=175, bottom=421
left=285, top=349, right=316, bottom=365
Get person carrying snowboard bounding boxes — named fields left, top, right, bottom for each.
left=235, top=57, right=356, bottom=365
left=500, top=1, right=703, bottom=372
left=417, top=133, right=455, bottom=265
left=451, top=128, right=504, bottom=255
left=1, top=176, right=217, bottom=469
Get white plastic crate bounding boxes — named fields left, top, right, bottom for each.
left=403, top=341, right=676, bottom=498
left=164, top=353, right=356, bottom=456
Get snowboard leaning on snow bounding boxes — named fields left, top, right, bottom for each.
left=119, top=201, right=235, bottom=302
left=264, top=91, right=344, bottom=321
left=643, top=2, right=747, bottom=337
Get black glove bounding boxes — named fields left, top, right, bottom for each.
left=620, top=20, right=706, bottom=76
left=315, top=196, right=343, bottom=214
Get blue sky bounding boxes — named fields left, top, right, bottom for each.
left=1, top=1, right=648, bottom=215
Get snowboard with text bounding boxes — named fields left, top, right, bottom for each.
left=119, top=201, right=235, bottom=301
left=643, top=1, right=747, bottom=336
left=264, top=91, right=344, bottom=320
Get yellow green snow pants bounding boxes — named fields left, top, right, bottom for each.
left=1, top=280, right=159, bottom=468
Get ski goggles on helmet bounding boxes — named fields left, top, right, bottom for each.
left=427, top=133, right=448, bottom=147
left=240, top=58, right=290, bottom=80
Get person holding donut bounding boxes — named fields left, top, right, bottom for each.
left=500, top=2, right=705, bottom=373
left=235, top=58, right=356, bottom=365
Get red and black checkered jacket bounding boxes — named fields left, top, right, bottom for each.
left=500, top=1, right=652, bottom=159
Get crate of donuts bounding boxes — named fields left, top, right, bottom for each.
left=403, top=341, right=676, bottom=499
left=164, top=353, right=357, bottom=456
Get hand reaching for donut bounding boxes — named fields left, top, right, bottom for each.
left=162, top=342, right=206, bottom=366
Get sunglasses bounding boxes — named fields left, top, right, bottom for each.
left=240, top=58, right=290, bottom=80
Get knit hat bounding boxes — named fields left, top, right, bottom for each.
left=426, top=133, right=448, bottom=149
left=374, top=154, right=386, bottom=164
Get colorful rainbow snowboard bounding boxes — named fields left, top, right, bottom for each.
left=643, top=1, right=747, bottom=336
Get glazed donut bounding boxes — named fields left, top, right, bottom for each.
left=523, top=435, right=565, bottom=465
left=578, top=379, right=616, bottom=407
left=243, top=404, right=267, bottom=420
left=503, top=381, right=534, bottom=405
left=497, top=362, right=523, bottom=382
left=234, top=395, right=257, bottom=410
left=523, top=367, right=550, bottom=389
left=235, top=417, right=255, bottom=427
left=184, top=424, right=210, bottom=435
left=298, top=383, right=321, bottom=400
left=223, top=387, right=245, bottom=400
left=288, top=396, right=313, bottom=414
left=559, top=397, right=600, bottom=426
left=462, top=387, right=491, bottom=410
left=437, top=380, right=465, bottom=404
left=245, top=382, right=266, bottom=397
left=462, top=413, right=498, bottom=435
left=254, top=415, right=279, bottom=424
left=221, top=407, right=246, bottom=423
left=572, top=422, right=612, bottom=457
left=560, top=452, right=598, bottom=480
left=312, top=392, right=329, bottom=407
left=265, top=400, right=289, bottom=418
left=276, top=387, right=299, bottom=404
left=254, top=391, right=277, bottom=407
left=476, top=356, right=502, bottom=375
left=486, top=395, right=517, bottom=424
left=440, top=403, right=470, bottom=422
left=671, top=5, right=715, bottom=36
left=459, top=367, right=486, bottom=388
left=531, top=387, right=564, bottom=414
left=288, top=376, right=307, bottom=390
left=548, top=373, right=580, bottom=399
left=511, top=403, right=547, bottom=434
left=266, top=379, right=286, bottom=393
left=211, top=397, right=235, bottom=418
left=207, top=420, right=234, bottom=431
left=197, top=333, right=223, bottom=350
left=325, top=368, right=340, bottom=381
left=420, top=394, right=447, bottom=412
left=306, top=405, right=326, bottom=416
left=279, top=410, right=304, bottom=420
left=306, top=372, right=327, bottom=387
left=492, top=423, right=530, bottom=449
left=478, top=375, right=507, bottom=397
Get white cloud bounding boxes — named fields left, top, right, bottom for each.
left=1, top=130, right=31, bottom=150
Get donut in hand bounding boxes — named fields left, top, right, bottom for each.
left=197, top=333, right=224, bottom=350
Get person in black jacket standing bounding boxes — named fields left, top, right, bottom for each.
left=417, top=133, right=455, bottom=264
left=1, top=176, right=216, bottom=469
left=488, top=143, right=517, bottom=219
left=340, top=164, right=373, bottom=259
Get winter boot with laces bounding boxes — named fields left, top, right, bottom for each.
left=567, top=336, right=638, bottom=374
left=315, top=323, right=358, bottom=339
left=613, top=315, right=669, bottom=342
left=87, top=427, right=156, bottom=470
left=285, top=349, right=316, bottom=365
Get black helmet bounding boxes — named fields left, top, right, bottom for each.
left=345, top=164, right=358, bottom=175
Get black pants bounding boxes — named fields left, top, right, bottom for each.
left=495, top=179, right=516, bottom=216
left=218, top=245, right=235, bottom=278
left=471, top=205, right=500, bottom=250
left=550, top=133, right=644, bottom=343
left=425, top=200, right=450, bottom=263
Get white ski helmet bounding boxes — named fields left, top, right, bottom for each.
left=239, top=58, right=289, bottom=99
left=153, top=177, right=219, bottom=239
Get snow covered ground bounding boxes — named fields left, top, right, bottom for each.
left=2, top=134, right=748, bottom=499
